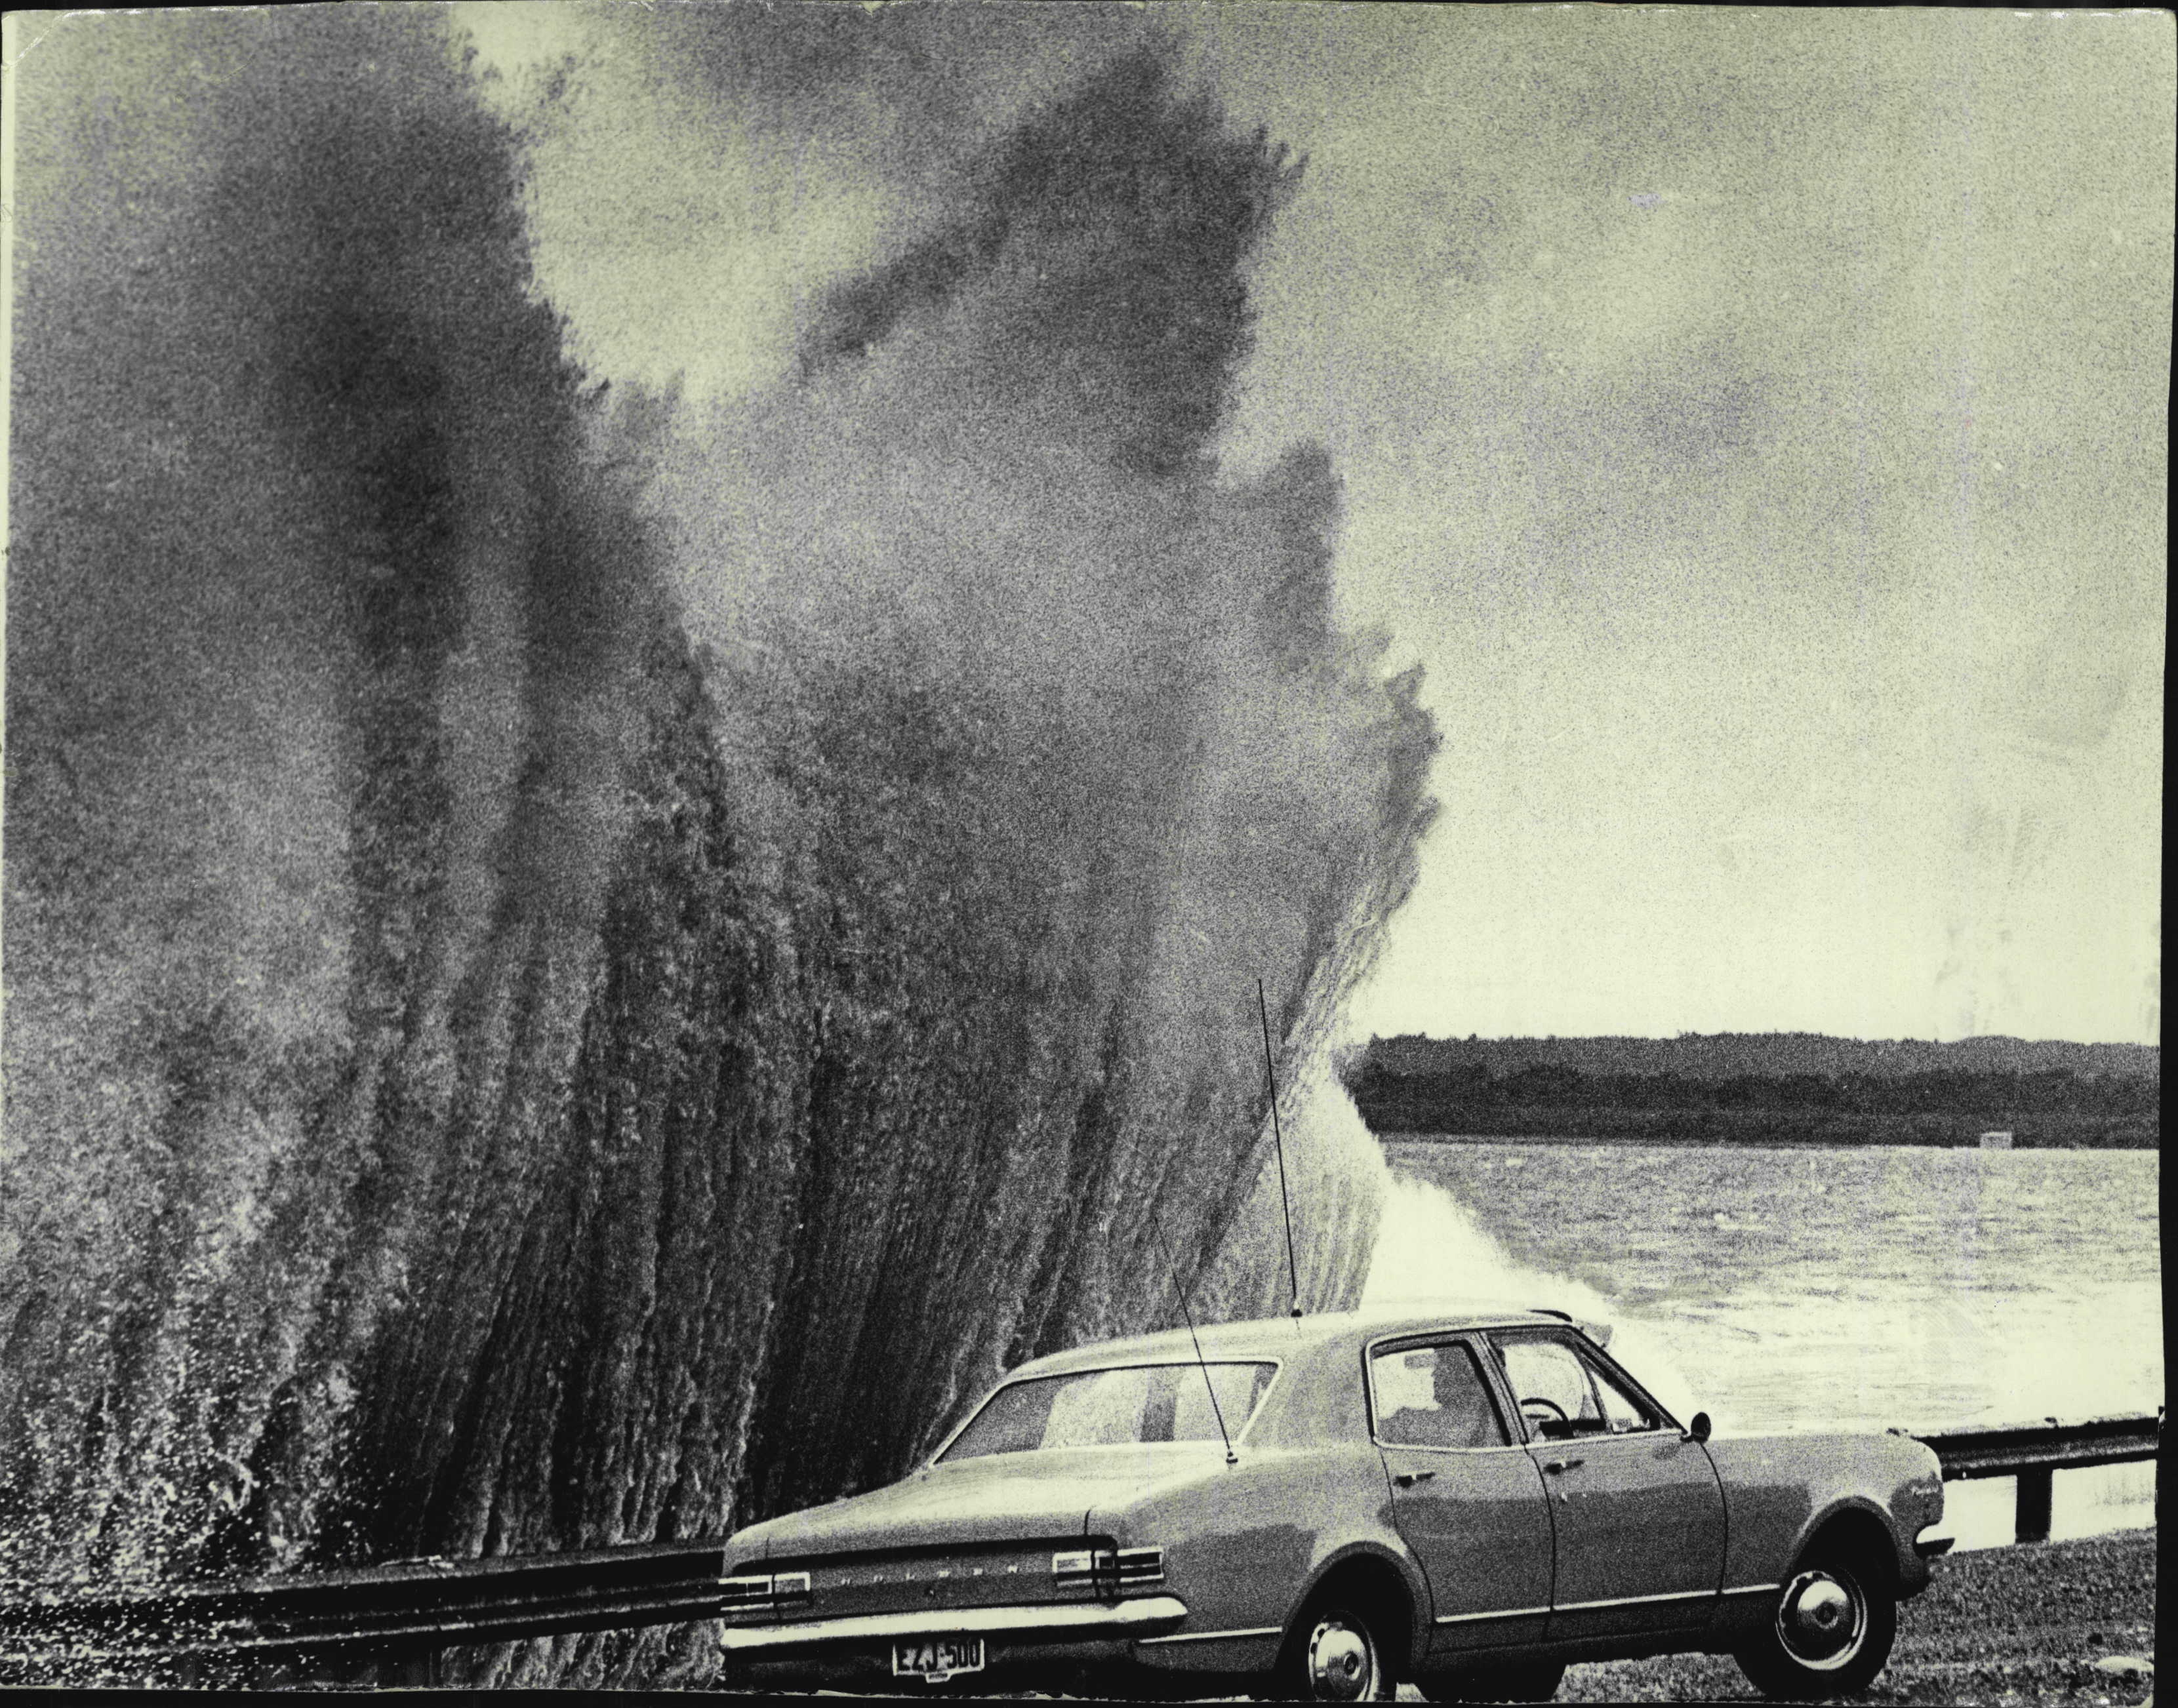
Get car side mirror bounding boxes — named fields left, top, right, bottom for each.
left=1683, top=1411, right=1712, bottom=1444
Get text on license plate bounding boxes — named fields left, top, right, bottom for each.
left=893, top=1636, right=985, bottom=1680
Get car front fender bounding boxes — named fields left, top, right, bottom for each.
left=1704, top=1432, right=1942, bottom=1600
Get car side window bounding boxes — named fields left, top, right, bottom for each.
left=1493, top=1336, right=1603, bottom=1440
left=1589, top=1357, right=1664, bottom=1434
left=1371, top=1341, right=1510, bottom=1450
left=1492, top=1334, right=1666, bottom=1439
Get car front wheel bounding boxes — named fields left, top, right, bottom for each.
left=1735, top=1541, right=1897, bottom=1699
left=1272, top=1597, right=1396, bottom=1702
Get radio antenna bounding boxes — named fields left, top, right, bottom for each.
left=1157, top=1227, right=1238, bottom=1465
left=1257, top=979, right=1302, bottom=1319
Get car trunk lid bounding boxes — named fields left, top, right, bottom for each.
left=746, top=1444, right=1220, bottom=1557
left=731, top=1448, right=1217, bottom=1623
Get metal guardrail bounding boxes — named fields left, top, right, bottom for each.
left=1912, top=1410, right=2163, bottom=1479
left=1, top=1411, right=2159, bottom=1677
left=1910, top=1408, right=2162, bottom=1545
left=0, top=1540, right=729, bottom=1678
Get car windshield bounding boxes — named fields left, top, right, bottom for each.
left=940, top=1362, right=1278, bottom=1461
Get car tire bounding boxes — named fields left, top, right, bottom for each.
left=1414, top=1660, right=1565, bottom=1701
left=1734, top=1538, right=1897, bottom=1699
left=1269, top=1594, right=1398, bottom=1702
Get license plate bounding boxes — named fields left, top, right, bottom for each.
left=892, top=1636, right=985, bottom=1682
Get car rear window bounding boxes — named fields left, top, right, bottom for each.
left=939, top=1362, right=1278, bottom=1461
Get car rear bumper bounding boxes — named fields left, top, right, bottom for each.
left=718, top=1593, right=1190, bottom=1656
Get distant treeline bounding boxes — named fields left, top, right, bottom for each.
left=1344, top=1033, right=2160, bottom=1148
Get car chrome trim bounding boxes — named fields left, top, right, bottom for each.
left=1053, top=1545, right=1165, bottom=1591
left=1722, top=1583, right=1784, bottom=1597
left=1432, top=1604, right=1552, bottom=1625
left=720, top=1569, right=811, bottom=1619
left=1376, top=1441, right=1533, bottom=1457
left=1137, top=1623, right=1284, bottom=1646
left=925, top=1359, right=1287, bottom=1465
left=1553, top=1588, right=1716, bottom=1612
left=717, top=1595, right=1190, bottom=1654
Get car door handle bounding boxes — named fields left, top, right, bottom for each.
left=1542, top=1458, right=1584, bottom=1474
left=1394, top=1471, right=1436, bottom=1487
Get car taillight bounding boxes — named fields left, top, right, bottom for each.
left=1051, top=1547, right=1165, bottom=1594
left=719, top=1570, right=812, bottom=1620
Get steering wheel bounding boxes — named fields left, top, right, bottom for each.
left=1520, top=1397, right=1569, bottom=1423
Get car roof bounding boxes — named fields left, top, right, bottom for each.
left=1007, top=1303, right=1579, bottom=1380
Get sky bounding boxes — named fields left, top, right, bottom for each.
left=455, top=1, right=2168, bottom=1048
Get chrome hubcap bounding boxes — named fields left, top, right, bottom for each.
left=1306, top=1618, right=1377, bottom=1701
left=1777, top=1568, right=1866, bottom=1667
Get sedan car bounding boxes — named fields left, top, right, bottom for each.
left=716, top=1307, right=1950, bottom=1700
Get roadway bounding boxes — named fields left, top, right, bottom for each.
left=1551, top=1528, right=2156, bottom=1705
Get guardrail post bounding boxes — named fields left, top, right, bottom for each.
left=2015, top=1467, right=2053, bottom=1544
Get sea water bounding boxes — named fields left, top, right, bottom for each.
left=1369, top=1140, right=2161, bottom=1550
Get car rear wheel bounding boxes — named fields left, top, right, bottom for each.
left=1271, top=1596, right=1397, bottom=1701
left=1735, top=1539, right=1897, bottom=1699
left=1415, top=1659, right=1565, bottom=1701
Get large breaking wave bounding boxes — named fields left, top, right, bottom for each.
left=1, top=10, right=1436, bottom=1682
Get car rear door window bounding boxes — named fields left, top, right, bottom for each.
left=1370, top=1341, right=1509, bottom=1449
